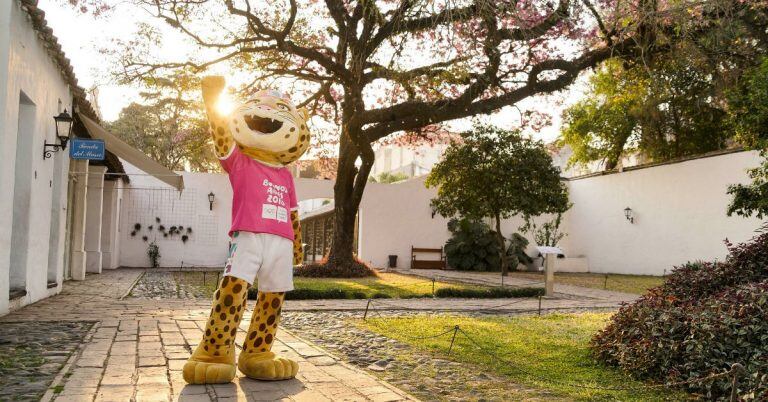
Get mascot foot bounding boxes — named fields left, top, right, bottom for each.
left=238, top=351, right=298, bottom=380
left=183, top=275, right=250, bottom=384
left=183, top=359, right=236, bottom=384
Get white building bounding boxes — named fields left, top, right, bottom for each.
left=0, top=0, right=182, bottom=316
left=371, top=132, right=455, bottom=180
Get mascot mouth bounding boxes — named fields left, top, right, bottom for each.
left=244, top=115, right=283, bottom=134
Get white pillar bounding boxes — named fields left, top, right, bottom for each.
left=69, top=160, right=89, bottom=280
left=100, top=179, right=119, bottom=269
left=544, top=254, right=555, bottom=297
left=85, top=165, right=107, bottom=273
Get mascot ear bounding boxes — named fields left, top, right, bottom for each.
left=298, top=107, right=310, bottom=123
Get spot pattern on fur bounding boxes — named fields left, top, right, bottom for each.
left=291, top=210, right=303, bottom=265
left=196, top=275, right=250, bottom=360
left=243, top=292, right=285, bottom=354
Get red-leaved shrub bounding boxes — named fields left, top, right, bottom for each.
left=591, top=233, right=768, bottom=400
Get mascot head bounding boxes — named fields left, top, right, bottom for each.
left=202, top=76, right=311, bottom=167
left=228, top=90, right=311, bottom=166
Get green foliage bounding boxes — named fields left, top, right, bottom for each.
left=368, top=171, right=409, bottom=183
left=243, top=272, right=520, bottom=299
left=727, top=58, right=768, bottom=218
left=107, top=71, right=218, bottom=172
left=444, top=218, right=501, bottom=271
left=592, top=233, right=768, bottom=399
left=427, top=124, right=569, bottom=222
left=522, top=213, right=567, bottom=247
left=560, top=59, right=730, bottom=170
left=505, top=233, right=533, bottom=269
left=147, top=241, right=160, bottom=268
left=427, top=124, right=569, bottom=273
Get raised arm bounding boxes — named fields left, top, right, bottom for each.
left=201, top=76, right=235, bottom=158
left=291, top=211, right=304, bottom=265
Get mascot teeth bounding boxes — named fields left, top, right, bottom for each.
left=244, top=115, right=283, bottom=134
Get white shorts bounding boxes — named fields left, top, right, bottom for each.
left=224, top=231, right=294, bottom=292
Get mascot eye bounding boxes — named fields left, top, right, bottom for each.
left=276, top=103, right=290, bottom=111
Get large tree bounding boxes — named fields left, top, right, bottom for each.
left=426, top=124, right=569, bottom=275
left=726, top=57, right=768, bottom=219
left=70, top=0, right=756, bottom=269
left=108, top=72, right=218, bottom=172
left=558, top=3, right=768, bottom=171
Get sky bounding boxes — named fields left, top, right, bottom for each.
left=37, top=0, right=587, bottom=144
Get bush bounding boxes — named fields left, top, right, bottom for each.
left=435, top=286, right=544, bottom=298
left=247, top=287, right=390, bottom=300
left=444, top=218, right=501, bottom=271
left=506, top=233, right=533, bottom=269
left=591, top=233, right=768, bottom=400
left=294, top=256, right=377, bottom=278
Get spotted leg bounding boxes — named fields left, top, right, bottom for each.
left=237, top=292, right=298, bottom=380
left=183, top=276, right=249, bottom=384
left=291, top=210, right=303, bottom=266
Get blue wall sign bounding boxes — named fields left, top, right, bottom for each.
left=69, top=138, right=105, bottom=160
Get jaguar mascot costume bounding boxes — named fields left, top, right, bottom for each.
left=183, top=76, right=310, bottom=384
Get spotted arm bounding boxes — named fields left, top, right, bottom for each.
left=201, top=76, right=235, bottom=158
left=291, top=210, right=303, bottom=266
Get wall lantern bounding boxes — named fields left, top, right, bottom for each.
left=624, top=207, right=634, bottom=224
left=430, top=204, right=437, bottom=219
left=43, top=109, right=74, bottom=159
left=208, top=192, right=215, bottom=211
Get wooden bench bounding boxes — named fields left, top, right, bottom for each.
left=411, top=246, right=446, bottom=270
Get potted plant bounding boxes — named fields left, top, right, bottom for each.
left=147, top=241, right=161, bottom=268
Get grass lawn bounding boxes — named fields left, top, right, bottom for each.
left=172, top=271, right=542, bottom=299
left=359, top=313, right=683, bottom=401
left=509, top=271, right=664, bottom=294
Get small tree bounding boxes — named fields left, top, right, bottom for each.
left=426, top=124, right=569, bottom=275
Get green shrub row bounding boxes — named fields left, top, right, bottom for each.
left=435, top=287, right=544, bottom=298
left=246, top=286, right=543, bottom=300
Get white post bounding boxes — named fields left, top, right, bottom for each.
left=69, top=160, right=89, bottom=280
left=544, top=253, right=555, bottom=297
left=85, top=165, right=107, bottom=273
left=100, top=179, right=119, bottom=269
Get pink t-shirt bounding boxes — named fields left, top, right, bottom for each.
left=220, top=147, right=298, bottom=240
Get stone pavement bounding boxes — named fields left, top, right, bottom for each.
left=1, top=269, right=414, bottom=402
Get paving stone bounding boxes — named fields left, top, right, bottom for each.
left=2, top=269, right=427, bottom=401
left=0, top=321, right=94, bottom=400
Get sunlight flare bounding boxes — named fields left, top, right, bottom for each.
left=215, top=92, right=235, bottom=115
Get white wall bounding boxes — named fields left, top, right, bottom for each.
left=115, top=150, right=764, bottom=277
left=118, top=163, right=232, bottom=267
left=560, top=150, right=763, bottom=275
left=0, top=1, right=75, bottom=314
left=358, top=177, right=529, bottom=269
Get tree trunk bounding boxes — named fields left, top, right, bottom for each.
left=326, top=127, right=374, bottom=269
left=495, top=214, right=509, bottom=276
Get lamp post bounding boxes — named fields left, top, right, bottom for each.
left=208, top=192, right=215, bottom=211
left=43, top=109, right=74, bottom=159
